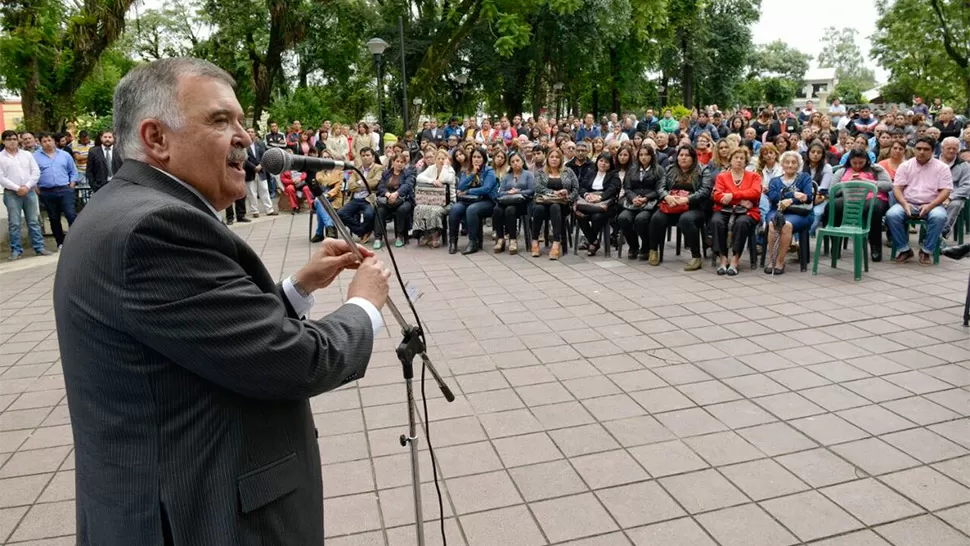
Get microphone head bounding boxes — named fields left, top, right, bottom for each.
left=261, top=148, right=289, bottom=175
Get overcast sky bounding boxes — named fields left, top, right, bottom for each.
left=750, top=0, right=886, bottom=82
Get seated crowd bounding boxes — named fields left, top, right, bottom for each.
left=253, top=100, right=969, bottom=274
left=9, top=101, right=967, bottom=275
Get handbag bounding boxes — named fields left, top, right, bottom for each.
left=457, top=194, right=483, bottom=204
left=576, top=192, right=613, bottom=215
left=535, top=193, right=568, bottom=205
left=780, top=180, right=811, bottom=216
left=414, top=184, right=447, bottom=207
left=659, top=189, right=690, bottom=214
left=622, top=193, right=657, bottom=211
left=784, top=203, right=812, bottom=216
left=497, top=193, right=528, bottom=206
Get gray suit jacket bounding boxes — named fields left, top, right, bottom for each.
left=53, top=160, right=374, bottom=545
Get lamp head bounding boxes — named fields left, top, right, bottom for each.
left=366, top=37, right=389, bottom=56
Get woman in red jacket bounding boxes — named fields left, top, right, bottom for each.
left=711, top=147, right=762, bottom=275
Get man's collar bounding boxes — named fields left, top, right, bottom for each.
left=149, top=165, right=219, bottom=218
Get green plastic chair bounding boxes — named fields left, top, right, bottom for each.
left=813, top=181, right=877, bottom=281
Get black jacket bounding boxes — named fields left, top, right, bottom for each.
left=86, top=145, right=124, bottom=192
left=579, top=169, right=621, bottom=203
left=53, top=160, right=373, bottom=545
left=245, top=140, right=267, bottom=181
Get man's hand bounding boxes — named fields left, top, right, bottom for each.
left=919, top=203, right=933, bottom=218
left=296, top=239, right=373, bottom=292
left=347, top=257, right=391, bottom=310
left=15, top=186, right=29, bottom=197
left=256, top=165, right=263, bottom=173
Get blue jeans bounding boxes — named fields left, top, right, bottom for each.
left=448, top=200, right=495, bottom=243
left=337, top=198, right=375, bottom=237
left=810, top=202, right=827, bottom=234
left=38, top=186, right=77, bottom=246
left=4, top=190, right=45, bottom=255
left=313, top=199, right=334, bottom=237
left=886, top=203, right=947, bottom=254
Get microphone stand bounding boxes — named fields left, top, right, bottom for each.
left=313, top=166, right=454, bottom=546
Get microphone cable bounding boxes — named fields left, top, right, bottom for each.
left=365, top=177, right=449, bottom=546
left=263, top=148, right=448, bottom=545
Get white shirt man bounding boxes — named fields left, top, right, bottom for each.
left=0, top=131, right=49, bottom=259
left=829, top=99, right=847, bottom=124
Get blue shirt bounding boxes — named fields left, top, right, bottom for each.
left=34, top=148, right=79, bottom=188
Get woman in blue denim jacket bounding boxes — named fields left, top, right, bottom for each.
left=449, top=147, right=498, bottom=255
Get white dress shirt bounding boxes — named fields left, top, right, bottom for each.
left=150, top=166, right=383, bottom=333
left=0, top=148, right=41, bottom=191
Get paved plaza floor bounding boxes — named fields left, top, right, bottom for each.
left=1, top=213, right=969, bottom=545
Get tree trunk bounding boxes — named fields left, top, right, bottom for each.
left=609, top=47, right=620, bottom=114
left=681, top=37, right=693, bottom=107
left=592, top=84, right=599, bottom=119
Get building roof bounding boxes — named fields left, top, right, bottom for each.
left=803, top=67, right=838, bottom=81
left=863, top=85, right=885, bottom=102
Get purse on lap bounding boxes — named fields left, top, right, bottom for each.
left=659, top=189, right=690, bottom=214
left=576, top=192, right=613, bottom=214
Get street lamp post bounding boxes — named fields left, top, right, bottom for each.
left=553, top=81, right=564, bottom=120
left=454, top=73, right=468, bottom=117
left=367, top=37, right=390, bottom=134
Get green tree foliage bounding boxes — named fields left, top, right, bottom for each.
left=833, top=80, right=864, bottom=105
left=748, top=40, right=812, bottom=82
left=0, top=0, right=135, bottom=130
left=763, top=77, right=797, bottom=107
left=872, top=0, right=970, bottom=114
left=817, top=26, right=876, bottom=92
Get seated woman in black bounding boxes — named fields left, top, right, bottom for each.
left=647, top=144, right=714, bottom=270
left=575, top=152, right=621, bottom=256
left=376, top=153, right=416, bottom=248
left=618, top=144, right=663, bottom=260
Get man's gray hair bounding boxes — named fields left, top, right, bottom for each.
left=942, top=136, right=961, bottom=148
left=114, top=58, right=235, bottom=161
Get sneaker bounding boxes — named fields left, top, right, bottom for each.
left=8, top=252, right=22, bottom=261
left=494, top=238, right=506, bottom=253
left=56, top=245, right=62, bottom=252
left=531, top=241, right=541, bottom=257
left=726, top=265, right=739, bottom=276
left=684, top=257, right=702, bottom=271
left=394, top=239, right=405, bottom=248
left=373, top=240, right=382, bottom=250
left=238, top=217, right=252, bottom=223
left=253, top=213, right=260, bottom=218
left=267, top=211, right=279, bottom=216
left=648, top=250, right=660, bottom=266
left=509, top=239, right=518, bottom=255
left=35, top=249, right=53, bottom=256
left=310, top=234, right=324, bottom=243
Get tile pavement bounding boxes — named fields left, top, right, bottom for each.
left=1, top=213, right=969, bottom=545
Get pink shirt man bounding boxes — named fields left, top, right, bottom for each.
left=894, top=157, right=952, bottom=205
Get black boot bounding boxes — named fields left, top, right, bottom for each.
left=462, top=239, right=479, bottom=255
left=449, top=239, right=459, bottom=254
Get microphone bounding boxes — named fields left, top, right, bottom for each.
left=260, top=147, right=348, bottom=175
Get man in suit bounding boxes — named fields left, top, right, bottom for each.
left=85, top=131, right=124, bottom=192
left=53, top=58, right=391, bottom=545
left=420, top=119, right=443, bottom=146
left=244, top=127, right=276, bottom=217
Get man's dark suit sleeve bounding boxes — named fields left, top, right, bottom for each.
left=88, top=149, right=104, bottom=191
left=119, top=205, right=373, bottom=400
